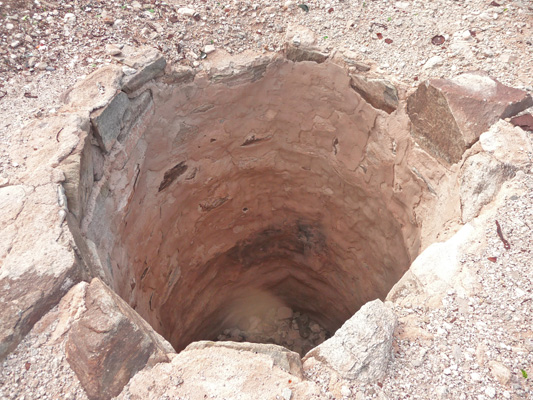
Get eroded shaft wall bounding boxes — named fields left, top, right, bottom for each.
left=84, top=58, right=425, bottom=351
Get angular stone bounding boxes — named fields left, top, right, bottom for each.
left=206, top=52, right=272, bottom=86
left=510, top=113, right=533, bottom=132
left=460, top=152, right=515, bottom=222
left=285, top=46, right=329, bottom=63
left=161, top=65, right=195, bottom=85
left=61, top=65, right=124, bottom=111
left=479, top=120, right=533, bottom=169
left=185, top=341, right=303, bottom=377
left=285, top=24, right=317, bottom=48
left=303, top=299, right=397, bottom=383
left=121, top=48, right=166, bottom=93
left=65, top=278, right=174, bottom=400
left=387, top=223, right=478, bottom=305
left=488, top=360, right=512, bottom=386
left=350, top=75, right=399, bottom=114
left=407, top=72, right=533, bottom=164
left=118, top=341, right=320, bottom=400
left=0, top=183, right=82, bottom=360
left=284, top=24, right=328, bottom=64
left=91, top=91, right=130, bottom=152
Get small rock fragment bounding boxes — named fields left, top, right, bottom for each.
left=204, top=45, right=216, bottom=54
left=63, top=13, right=76, bottom=25
left=341, top=386, right=351, bottom=397
left=105, top=44, right=122, bottom=56
left=488, top=361, right=511, bottom=385
left=177, top=7, right=195, bottom=17
left=423, top=56, right=443, bottom=70
left=282, top=387, right=292, bottom=400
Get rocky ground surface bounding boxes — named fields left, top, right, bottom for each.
left=0, top=0, right=532, bottom=399
left=303, top=171, right=533, bottom=399
left=1, top=0, right=532, bottom=182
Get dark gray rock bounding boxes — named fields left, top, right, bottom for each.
left=91, top=91, right=130, bottom=152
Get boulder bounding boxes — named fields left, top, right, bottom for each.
left=407, top=72, right=533, bottom=164
left=460, top=152, right=515, bottom=222
left=302, top=299, right=396, bottom=383
left=118, top=341, right=320, bottom=400
left=0, top=182, right=82, bottom=360
left=386, top=223, right=479, bottom=305
left=65, top=278, right=175, bottom=400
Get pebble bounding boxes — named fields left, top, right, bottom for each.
left=423, top=56, right=444, bottom=70
left=122, top=66, right=137, bottom=75
left=35, top=62, right=48, bottom=71
left=341, top=386, right=351, bottom=397
left=64, top=13, right=76, bottom=25
left=281, top=388, right=292, bottom=400
left=485, top=387, right=496, bottom=398
left=177, top=7, right=195, bottom=17
left=204, top=45, right=216, bottom=55
left=105, top=45, right=122, bottom=56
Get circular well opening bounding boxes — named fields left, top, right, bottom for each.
left=84, top=58, right=422, bottom=355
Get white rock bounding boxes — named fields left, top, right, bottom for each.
left=423, top=56, right=443, bottom=70
left=105, top=44, right=122, bottom=56
left=122, top=66, right=137, bottom=76
left=341, top=386, right=351, bottom=397
left=35, top=62, right=48, bottom=70
left=485, top=387, right=496, bottom=398
left=281, top=388, right=292, bottom=400
left=488, top=361, right=511, bottom=385
left=460, top=152, right=511, bottom=222
left=177, top=7, right=195, bottom=17
left=204, top=45, right=216, bottom=54
left=461, top=30, right=472, bottom=40
left=479, top=120, right=533, bottom=169
left=63, top=13, right=76, bottom=25
left=471, top=372, right=482, bottom=382
left=303, top=299, right=396, bottom=382
left=6, top=23, right=14, bottom=30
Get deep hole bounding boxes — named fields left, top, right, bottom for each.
left=84, top=60, right=424, bottom=356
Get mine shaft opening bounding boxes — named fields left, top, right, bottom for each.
left=86, top=58, right=423, bottom=356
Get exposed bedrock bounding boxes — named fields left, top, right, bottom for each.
left=72, top=54, right=435, bottom=353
